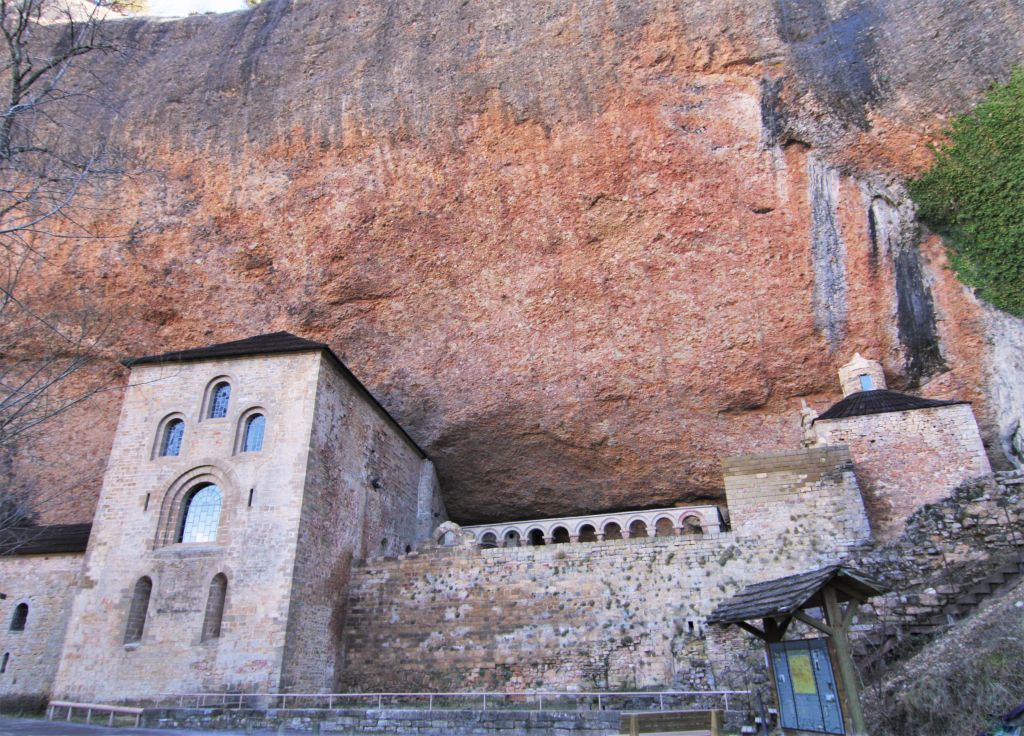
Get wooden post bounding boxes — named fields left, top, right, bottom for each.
left=823, top=585, right=866, bottom=736
left=710, top=708, right=722, bottom=736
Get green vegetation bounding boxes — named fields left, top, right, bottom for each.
left=908, top=68, right=1024, bottom=316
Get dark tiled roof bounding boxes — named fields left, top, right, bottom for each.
left=122, top=332, right=426, bottom=459
left=0, top=523, right=91, bottom=556
left=814, top=389, right=968, bottom=423
left=123, top=331, right=327, bottom=366
left=706, top=564, right=886, bottom=625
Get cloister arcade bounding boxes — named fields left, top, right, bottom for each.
left=460, top=505, right=724, bottom=548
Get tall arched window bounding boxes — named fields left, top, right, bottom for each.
left=241, top=414, right=265, bottom=453
left=201, top=574, right=227, bottom=642
left=160, top=419, right=185, bottom=457
left=9, top=603, right=27, bottom=631
left=178, top=484, right=222, bottom=544
left=124, top=576, right=152, bottom=644
left=208, top=383, right=231, bottom=419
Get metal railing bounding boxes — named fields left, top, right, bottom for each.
left=47, top=700, right=144, bottom=727
left=158, top=690, right=751, bottom=714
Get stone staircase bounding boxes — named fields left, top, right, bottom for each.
left=853, top=468, right=1024, bottom=665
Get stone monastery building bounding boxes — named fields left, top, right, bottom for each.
left=0, top=333, right=992, bottom=704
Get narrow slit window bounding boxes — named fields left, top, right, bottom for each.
left=124, top=577, right=152, bottom=644
left=9, top=603, right=27, bottom=631
left=178, top=484, right=222, bottom=544
left=201, top=574, right=227, bottom=642
left=1, top=653, right=8, bottom=673
left=209, top=383, right=231, bottom=419
left=242, top=414, right=265, bottom=452
left=160, top=419, right=185, bottom=457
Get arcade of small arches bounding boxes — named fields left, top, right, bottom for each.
left=458, top=505, right=724, bottom=548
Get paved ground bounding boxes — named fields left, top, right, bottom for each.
left=0, top=717, right=301, bottom=735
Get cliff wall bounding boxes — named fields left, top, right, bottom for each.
left=23, top=0, right=1024, bottom=523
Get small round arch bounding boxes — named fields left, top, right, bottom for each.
left=654, top=516, right=675, bottom=537
left=480, top=532, right=499, bottom=549
left=527, top=528, right=546, bottom=546
left=603, top=521, right=623, bottom=540
left=235, top=407, right=268, bottom=454
left=628, top=519, right=649, bottom=538
left=9, top=603, right=28, bottom=632
left=201, top=377, right=234, bottom=420
left=578, top=524, right=598, bottom=543
left=680, top=515, right=704, bottom=535
left=152, top=414, right=186, bottom=459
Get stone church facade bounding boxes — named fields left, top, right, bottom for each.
left=0, top=334, right=992, bottom=704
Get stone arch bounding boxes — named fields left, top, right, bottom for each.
left=603, top=521, right=623, bottom=540
left=9, top=602, right=28, bottom=631
left=124, top=576, right=153, bottom=645
left=503, top=529, right=521, bottom=547
left=479, top=531, right=499, bottom=549
left=628, top=519, right=649, bottom=538
left=154, top=465, right=238, bottom=548
left=680, top=514, right=704, bottom=535
left=577, top=524, right=598, bottom=543
left=201, top=573, right=227, bottom=642
left=527, top=528, right=546, bottom=546
left=434, top=521, right=462, bottom=547
left=654, top=516, right=675, bottom=537
left=551, top=526, right=570, bottom=544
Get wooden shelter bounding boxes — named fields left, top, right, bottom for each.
left=707, top=564, right=886, bottom=736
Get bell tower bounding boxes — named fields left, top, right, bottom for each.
left=838, top=353, right=886, bottom=397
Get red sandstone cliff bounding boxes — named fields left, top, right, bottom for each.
left=22, top=0, right=1024, bottom=524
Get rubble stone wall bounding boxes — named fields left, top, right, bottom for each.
left=815, top=405, right=992, bottom=540
left=338, top=446, right=871, bottom=692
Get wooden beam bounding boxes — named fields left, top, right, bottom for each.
left=823, top=585, right=866, bottom=736
left=841, top=600, right=861, bottom=633
left=793, top=609, right=833, bottom=636
left=736, top=621, right=767, bottom=640
left=830, top=578, right=869, bottom=603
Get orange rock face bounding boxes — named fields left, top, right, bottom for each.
left=21, top=0, right=1024, bottom=524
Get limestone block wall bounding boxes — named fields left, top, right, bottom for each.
left=815, top=405, right=991, bottom=539
left=53, top=353, right=323, bottom=702
left=0, top=554, right=82, bottom=705
left=337, top=447, right=871, bottom=693
left=281, top=355, right=442, bottom=693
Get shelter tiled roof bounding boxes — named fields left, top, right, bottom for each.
left=122, top=331, right=426, bottom=459
left=123, top=331, right=327, bottom=366
left=706, top=564, right=886, bottom=625
left=0, top=523, right=91, bottom=556
left=814, top=389, right=967, bottom=423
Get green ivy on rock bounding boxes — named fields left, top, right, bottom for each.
left=909, top=67, right=1024, bottom=316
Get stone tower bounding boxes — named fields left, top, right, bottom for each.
left=837, top=353, right=887, bottom=397
left=52, top=333, right=446, bottom=701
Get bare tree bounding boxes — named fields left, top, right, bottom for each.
left=0, top=0, right=128, bottom=537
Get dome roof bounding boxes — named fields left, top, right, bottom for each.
left=814, top=389, right=968, bottom=423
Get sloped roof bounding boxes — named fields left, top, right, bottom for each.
left=814, top=389, right=968, bottom=423
left=123, top=331, right=327, bottom=366
left=706, top=564, right=886, bottom=625
left=0, top=523, right=91, bottom=556
left=122, top=331, right=426, bottom=459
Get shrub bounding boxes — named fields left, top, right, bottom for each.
left=909, top=67, right=1024, bottom=316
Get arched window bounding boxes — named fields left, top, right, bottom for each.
left=0, top=653, right=8, bottom=673
left=208, top=382, right=231, bottom=419
left=528, top=529, right=546, bottom=546
left=603, top=522, right=623, bottom=541
left=504, top=530, right=521, bottom=547
left=479, top=532, right=498, bottom=549
left=629, top=520, right=649, bottom=539
left=578, top=524, right=597, bottom=543
left=241, top=414, right=265, bottom=453
left=201, top=574, right=227, bottom=642
left=160, top=419, right=185, bottom=457
left=9, top=603, right=27, bottom=631
left=551, top=527, right=570, bottom=544
left=124, top=577, right=152, bottom=644
left=178, top=484, right=222, bottom=544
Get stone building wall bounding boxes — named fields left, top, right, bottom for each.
left=338, top=446, right=871, bottom=693
left=815, top=405, right=991, bottom=540
left=281, top=355, right=443, bottom=693
left=0, top=553, right=82, bottom=706
left=52, top=353, right=324, bottom=702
